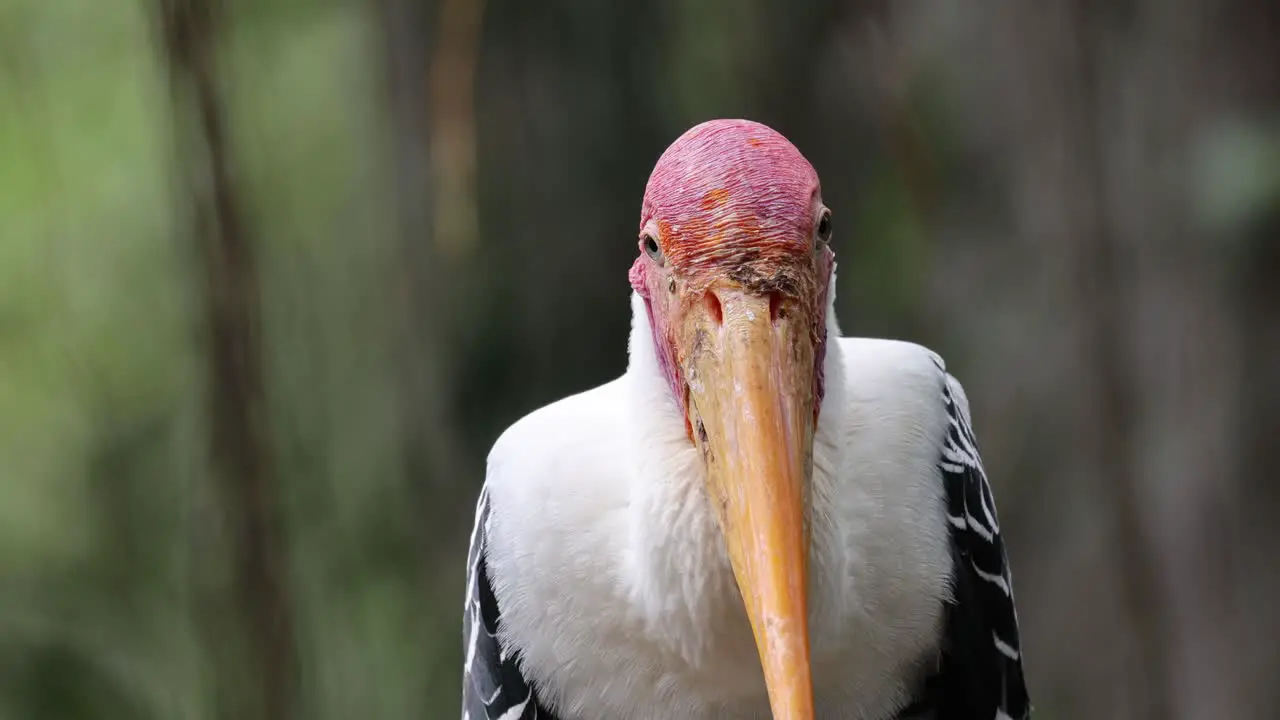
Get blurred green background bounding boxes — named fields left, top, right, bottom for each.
left=2, top=0, right=1278, bottom=718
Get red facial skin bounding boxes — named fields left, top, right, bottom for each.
left=629, top=119, right=835, bottom=436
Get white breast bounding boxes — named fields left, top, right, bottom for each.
left=483, top=293, right=954, bottom=720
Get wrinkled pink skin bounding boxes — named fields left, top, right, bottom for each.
left=629, top=119, right=835, bottom=438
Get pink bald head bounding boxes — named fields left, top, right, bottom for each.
left=631, top=119, right=825, bottom=291
left=629, top=119, right=834, bottom=428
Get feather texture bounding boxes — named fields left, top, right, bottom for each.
left=461, top=485, right=549, bottom=719
left=905, top=357, right=1031, bottom=720
left=459, top=294, right=1030, bottom=719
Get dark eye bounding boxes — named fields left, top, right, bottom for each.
left=643, top=234, right=664, bottom=265
left=816, top=210, right=833, bottom=244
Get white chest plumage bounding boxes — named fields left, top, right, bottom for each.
left=481, top=293, right=955, bottom=720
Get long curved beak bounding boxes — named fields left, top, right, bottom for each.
left=682, top=286, right=817, bottom=720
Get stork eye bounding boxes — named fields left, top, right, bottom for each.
left=816, top=210, right=833, bottom=244
left=643, top=234, right=664, bottom=265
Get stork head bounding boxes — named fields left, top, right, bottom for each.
left=630, top=119, right=833, bottom=720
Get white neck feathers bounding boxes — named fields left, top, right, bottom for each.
left=621, top=282, right=849, bottom=683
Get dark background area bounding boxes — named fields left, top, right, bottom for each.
left=1, top=0, right=1278, bottom=718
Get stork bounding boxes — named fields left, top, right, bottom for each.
left=461, top=119, right=1030, bottom=720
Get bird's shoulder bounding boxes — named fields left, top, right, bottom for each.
left=841, top=340, right=1031, bottom=720
left=486, top=376, right=631, bottom=496
left=461, top=381, right=633, bottom=720
left=488, top=373, right=630, bottom=448
left=829, top=337, right=958, bottom=472
left=481, top=375, right=634, bottom=586
left=833, top=337, right=952, bottom=404
left=805, top=338, right=958, bottom=709
left=829, top=337, right=1030, bottom=719
left=479, top=374, right=636, bottom=639
left=830, top=337, right=986, bottom=461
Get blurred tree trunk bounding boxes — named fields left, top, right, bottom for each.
left=995, top=3, right=1176, bottom=715
left=429, top=0, right=485, bottom=258
left=373, top=0, right=468, bottom=548
left=940, top=0, right=1280, bottom=717
left=372, top=0, right=487, bottom=703
left=1235, top=208, right=1280, bottom=715
left=1152, top=1, right=1280, bottom=716
left=373, top=0, right=489, bottom=546
left=1059, top=5, right=1177, bottom=719
left=155, top=1, right=298, bottom=718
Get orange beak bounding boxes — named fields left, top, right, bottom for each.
left=681, top=286, right=816, bottom=720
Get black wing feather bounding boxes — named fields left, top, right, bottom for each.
left=905, top=357, right=1031, bottom=719
left=461, top=486, right=560, bottom=720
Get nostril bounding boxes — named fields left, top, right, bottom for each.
left=769, top=292, right=782, bottom=324
left=705, top=291, right=723, bottom=326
